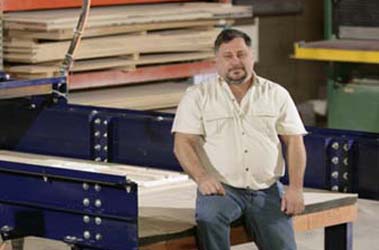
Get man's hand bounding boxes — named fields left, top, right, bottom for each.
left=197, top=175, right=226, bottom=196
left=281, top=187, right=304, bottom=215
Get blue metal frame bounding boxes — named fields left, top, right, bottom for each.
left=0, top=75, right=378, bottom=250
left=1, top=99, right=379, bottom=199
left=0, top=160, right=138, bottom=250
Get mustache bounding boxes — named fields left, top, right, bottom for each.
left=229, top=67, right=245, bottom=71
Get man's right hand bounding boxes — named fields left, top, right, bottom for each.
left=197, top=175, right=226, bottom=196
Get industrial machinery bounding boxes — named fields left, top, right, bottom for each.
left=0, top=70, right=378, bottom=250
left=293, top=0, right=379, bottom=133
left=0, top=0, right=378, bottom=249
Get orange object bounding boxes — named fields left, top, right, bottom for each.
left=2, top=0, right=192, bottom=11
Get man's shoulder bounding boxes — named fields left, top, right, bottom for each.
left=256, top=76, right=287, bottom=92
left=185, top=75, right=219, bottom=95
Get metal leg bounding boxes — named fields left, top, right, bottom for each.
left=325, top=222, right=353, bottom=250
left=11, top=238, right=24, bottom=250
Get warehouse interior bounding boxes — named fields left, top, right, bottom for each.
left=0, top=0, right=378, bottom=250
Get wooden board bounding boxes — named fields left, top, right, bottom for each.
left=4, top=29, right=219, bottom=63
left=6, top=51, right=215, bottom=77
left=6, top=19, right=232, bottom=41
left=339, top=26, right=379, bottom=40
left=0, top=85, right=52, bottom=99
left=138, top=180, right=357, bottom=240
left=3, top=3, right=252, bottom=31
left=0, top=150, right=188, bottom=189
left=69, top=81, right=190, bottom=110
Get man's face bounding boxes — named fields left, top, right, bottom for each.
left=215, top=37, right=254, bottom=85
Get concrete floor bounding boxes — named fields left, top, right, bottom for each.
left=1, top=199, right=378, bottom=250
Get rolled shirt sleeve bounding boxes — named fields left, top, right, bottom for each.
left=276, top=90, right=308, bottom=135
left=171, top=87, right=205, bottom=135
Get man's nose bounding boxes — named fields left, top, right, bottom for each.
left=229, top=55, right=240, bottom=64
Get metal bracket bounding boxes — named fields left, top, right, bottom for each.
left=327, top=138, right=355, bottom=193
left=90, top=110, right=110, bottom=163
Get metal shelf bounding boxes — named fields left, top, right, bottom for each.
left=293, top=40, right=379, bottom=64
left=69, top=60, right=216, bottom=90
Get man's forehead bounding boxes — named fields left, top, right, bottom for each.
left=218, top=37, right=248, bottom=47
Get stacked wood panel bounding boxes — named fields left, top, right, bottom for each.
left=3, top=3, right=252, bottom=81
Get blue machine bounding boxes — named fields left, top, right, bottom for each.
left=0, top=74, right=378, bottom=250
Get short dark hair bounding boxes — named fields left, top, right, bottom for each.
left=214, top=28, right=252, bottom=52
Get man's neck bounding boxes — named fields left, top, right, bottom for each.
left=228, top=76, right=254, bottom=104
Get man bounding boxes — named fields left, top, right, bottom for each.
left=172, top=29, right=307, bottom=250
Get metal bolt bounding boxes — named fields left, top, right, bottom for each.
left=94, top=118, right=101, bottom=125
left=43, top=176, right=48, bottom=182
left=343, top=158, right=349, bottom=166
left=331, top=171, right=339, bottom=179
left=95, top=199, right=102, bottom=208
left=94, top=131, right=101, bottom=137
left=331, top=142, right=339, bottom=150
left=95, top=234, right=102, bottom=241
left=91, top=110, right=98, bottom=115
left=30, top=104, right=37, bottom=109
left=83, top=216, right=90, bottom=224
left=331, top=157, right=339, bottom=165
left=331, top=185, right=339, bottom=192
left=343, top=172, right=349, bottom=180
left=82, top=183, right=89, bottom=191
left=64, top=236, right=77, bottom=243
left=94, top=184, right=101, bottom=192
left=103, top=159, right=108, bottom=163
left=95, top=217, right=102, bottom=225
left=343, top=144, right=349, bottom=151
left=103, top=146, right=108, bottom=152
left=103, top=120, right=108, bottom=126
left=343, top=187, right=348, bottom=193
left=94, top=144, right=101, bottom=151
left=83, top=231, right=91, bottom=240
left=103, top=133, right=108, bottom=138
left=83, top=198, right=90, bottom=207
left=1, top=225, right=12, bottom=232
left=126, top=185, right=132, bottom=193
left=156, top=116, right=164, bottom=121
left=95, top=157, right=102, bottom=162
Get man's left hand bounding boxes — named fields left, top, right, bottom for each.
left=281, top=187, right=304, bottom=215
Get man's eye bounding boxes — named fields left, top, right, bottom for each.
left=223, top=55, right=233, bottom=59
left=238, top=53, right=247, bottom=58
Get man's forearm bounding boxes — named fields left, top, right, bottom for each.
left=174, top=135, right=208, bottom=182
left=286, top=136, right=306, bottom=189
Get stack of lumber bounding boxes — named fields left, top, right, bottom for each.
left=3, top=2, right=252, bottom=80
left=69, top=80, right=191, bottom=110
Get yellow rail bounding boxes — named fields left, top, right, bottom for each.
left=292, top=43, right=379, bottom=64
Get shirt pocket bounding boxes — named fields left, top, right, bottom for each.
left=248, top=110, right=277, bottom=135
left=203, top=112, right=233, bottom=136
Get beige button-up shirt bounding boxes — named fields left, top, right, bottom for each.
left=172, top=75, right=307, bottom=190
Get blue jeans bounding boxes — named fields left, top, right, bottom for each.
left=195, top=182, right=296, bottom=250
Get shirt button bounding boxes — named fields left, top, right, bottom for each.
left=244, top=149, right=248, bottom=153
left=242, top=132, right=245, bottom=135
left=245, top=168, right=249, bottom=171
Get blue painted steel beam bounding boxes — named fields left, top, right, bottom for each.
left=0, top=204, right=137, bottom=250
left=1, top=100, right=378, bottom=199
left=0, top=77, right=66, bottom=89
left=0, top=160, right=138, bottom=250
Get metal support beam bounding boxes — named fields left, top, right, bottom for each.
left=325, top=223, right=353, bottom=250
